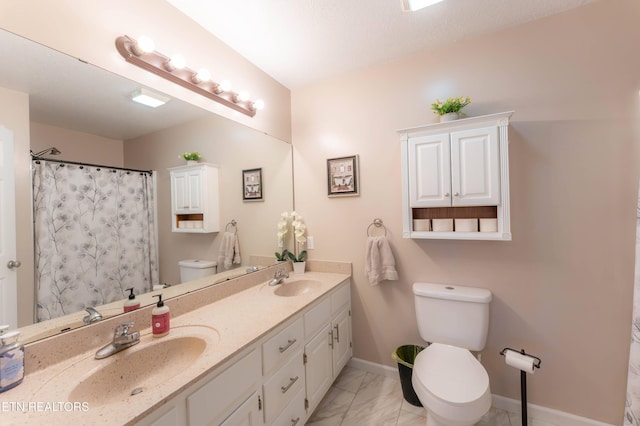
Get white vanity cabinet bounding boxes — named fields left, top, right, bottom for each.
left=400, top=111, right=513, bottom=241
left=169, top=163, right=220, bottom=233
left=303, top=283, right=352, bottom=415
left=138, top=279, right=352, bottom=426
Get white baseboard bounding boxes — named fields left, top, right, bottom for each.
left=350, top=357, right=614, bottom=426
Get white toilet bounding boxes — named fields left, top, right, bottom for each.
left=411, top=282, right=492, bottom=426
left=178, top=259, right=217, bottom=282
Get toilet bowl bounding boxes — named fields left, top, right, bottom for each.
left=179, top=259, right=217, bottom=282
left=411, top=282, right=493, bottom=425
left=412, top=343, right=491, bottom=426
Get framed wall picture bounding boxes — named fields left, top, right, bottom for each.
left=243, top=168, right=263, bottom=201
left=327, top=155, right=359, bottom=197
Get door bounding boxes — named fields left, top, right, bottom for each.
left=0, top=126, right=18, bottom=328
left=450, top=126, right=500, bottom=206
left=220, top=391, right=262, bottom=426
left=408, top=133, right=451, bottom=207
left=332, top=307, right=351, bottom=376
left=304, top=324, right=333, bottom=411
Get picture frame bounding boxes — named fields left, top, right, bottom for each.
left=243, top=168, right=263, bottom=201
left=327, top=155, right=359, bottom=197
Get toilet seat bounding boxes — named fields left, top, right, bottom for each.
left=413, top=343, right=489, bottom=405
left=412, top=343, right=491, bottom=425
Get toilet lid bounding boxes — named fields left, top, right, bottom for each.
left=413, top=343, right=489, bottom=405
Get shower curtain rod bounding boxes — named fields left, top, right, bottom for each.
left=31, top=156, right=153, bottom=175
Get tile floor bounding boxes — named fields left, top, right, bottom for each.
left=307, top=365, right=557, bottom=426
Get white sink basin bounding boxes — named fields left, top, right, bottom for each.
left=273, top=279, right=323, bottom=297
left=31, top=325, right=219, bottom=407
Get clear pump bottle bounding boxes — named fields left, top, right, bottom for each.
left=0, top=326, right=24, bottom=393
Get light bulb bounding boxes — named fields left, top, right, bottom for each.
left=238, top=91, right=250, bottom=102
left=166, top=54, right=186, bottom=71
left=132, top=36, right=155, bottom=56
left=252, top=99, right=265, bottom=110
left=218, top=80, right=232, bottom=93
left=193, top=68, right=211, bottom=84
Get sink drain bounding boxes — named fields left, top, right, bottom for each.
left=130, top=387, right=144, bottom=396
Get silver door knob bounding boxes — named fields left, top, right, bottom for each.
left=7, top=260, right=21, bottom=269
left=454, top=192, right=460, bottom=197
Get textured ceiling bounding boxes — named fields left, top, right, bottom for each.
left=167, top=0, right=599, bottom=89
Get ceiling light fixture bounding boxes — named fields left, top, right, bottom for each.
left=116, top=35, right=263, bottom=117
left=129, top=88, right=171, bottom=108
left=401, top=0, right=444, bottom=12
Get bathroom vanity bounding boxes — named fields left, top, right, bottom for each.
left=0, top=264, right=351, bottom=425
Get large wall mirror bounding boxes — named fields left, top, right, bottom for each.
left=0, top=29, right=293, bottom=344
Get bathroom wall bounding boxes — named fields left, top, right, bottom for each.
left=291, top=1, right=640, bottom=423
left=30, top=122, right=124, bottom=165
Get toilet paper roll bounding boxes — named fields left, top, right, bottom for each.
left=504, top=350, right=536, bottom=374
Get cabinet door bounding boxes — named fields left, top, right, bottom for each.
left=408, top=134, right=451, bottom=207
left=220, top=391, right=262, bottom=426
left=332, top=307, right=351, bottom=376
left=185, top=169, right=203, bottom=211
left=172, top=172, right=189, bottom=213
left=304, top=324, right=333, bottom=412
left=450, top=126, right=500, bottom=206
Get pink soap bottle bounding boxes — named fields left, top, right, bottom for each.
left=124, top=288, right=140, bottom=313
left=152, top=294, right=170, bottom=337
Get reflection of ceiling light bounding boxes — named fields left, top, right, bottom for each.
left=401, top=0, right=444, bottom=12
left=129, top=88, right=170, bottom=108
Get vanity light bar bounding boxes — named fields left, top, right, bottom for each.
left=115, top=35, right=264, bottom=117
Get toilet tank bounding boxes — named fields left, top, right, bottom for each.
left=413, top=282, right=492, bottom=351
left=179, top=259, right=217, bottom=282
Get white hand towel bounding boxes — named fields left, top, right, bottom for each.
left=217, top=231, right=242, bottom=270
left=365, top=236, right=399, bottom=285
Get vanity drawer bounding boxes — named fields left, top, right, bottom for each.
left=271, top=387, right=306, bottom=426
left=304, top=297, right=331, bottom=339
left=331, top=281, right=350, bottom=314
left=187, top=348, right=260, bottom=425
left=262, top=349, right=304, bottom=424
left=262, top=317, right=303, bottom=375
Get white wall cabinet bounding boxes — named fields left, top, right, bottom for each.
left=169, top=163, right=220, bottom=233
left=138, top=280, right=352, bottom=426
left=400, top=111, right=513, bottom=241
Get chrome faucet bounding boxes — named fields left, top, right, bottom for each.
left=95, top=322, right=140, bottom=359
left=83, top=307, right=103, bottom=324
left=268, top=268, right=289, bottom=286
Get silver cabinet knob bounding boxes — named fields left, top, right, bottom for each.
left=454, top=192, right=460, bottom=197
left=444, top=192, right=450, bottom=197
left=7, top=260, right=21, bottom=269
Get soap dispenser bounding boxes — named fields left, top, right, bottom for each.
left=124, top=288, right=140, bottom=313
left=152, top=294, right=170, bottom=338
left=0, top=326, right=24, bottom=393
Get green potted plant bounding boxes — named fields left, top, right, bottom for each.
left=180, top=151, right=201, bottom=164
left=274, top=248, right=290, bottom=262
left=430, top=96, right=471, bottom=122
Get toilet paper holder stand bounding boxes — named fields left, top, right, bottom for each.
left=500, top=348, right=542, bottom=426
left=499, top=347, right=542, bottom=369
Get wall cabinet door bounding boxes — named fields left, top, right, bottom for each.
left=304, top=324, right=333, bottom=411
left=172, top=169, right=203, bottom=214
left=450, top=126, right=500, bottom=206
left=408, top=133, right=451, bottom=208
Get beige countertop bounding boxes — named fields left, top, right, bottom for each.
left=0, top=268, right=350, bottom=425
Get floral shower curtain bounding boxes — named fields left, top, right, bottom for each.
left=32, top=160, right=158, bottom=322
left=626, top=183, right=640, bottom=425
